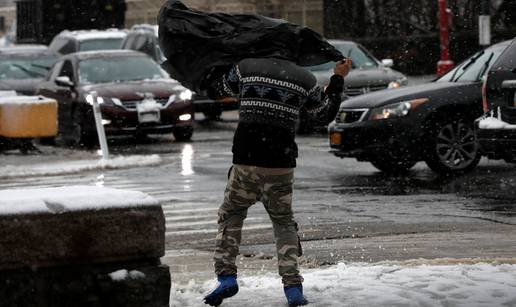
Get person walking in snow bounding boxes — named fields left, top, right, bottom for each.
left=203, top=57, right=352, bottom=307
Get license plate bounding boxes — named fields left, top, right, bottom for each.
left=137, top=100, right=161, bottom=123
left=330, top=132, right=342, bottom=146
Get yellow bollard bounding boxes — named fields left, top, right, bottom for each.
left=0, top=96, right=58, bottom=138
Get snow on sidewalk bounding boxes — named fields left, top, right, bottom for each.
left=0, top=154, right=162, bottom=179
left=171, top=261, right=516, bottom=307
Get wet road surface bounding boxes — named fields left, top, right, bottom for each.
left=1, top=112, right=515, bottom=282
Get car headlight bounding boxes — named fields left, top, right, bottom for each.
left=388, top=76, right=408, bottom=89
left=368, top=98, right=428, bottom=120
left=179, top=89, right=193, bottom=101
left=85, top=94, right=105, bottom=105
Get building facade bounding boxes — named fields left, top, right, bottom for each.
left=125, top=0, right=324, bottom=34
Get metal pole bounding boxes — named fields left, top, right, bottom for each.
left=479, top=0, right=491, bottom=46
left=90, top=91, right=110, bottom=160
left=436, top=0, right=454, bottom=76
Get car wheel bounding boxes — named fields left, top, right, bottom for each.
left=424, top=118, right=481, bottom=175
left=370, top=157, right=417, bottom=174
left=173, top=126, right=193, bottom=142
left=65, top=113, right=97, bottom=148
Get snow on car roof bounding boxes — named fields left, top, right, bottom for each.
left=68, top=49, right=146, bottom=60
left=130, top=24, right=159, bottom=36
left=0, top=186, right=159, bottom=215
left=0, top=44, right=53, bottom=55
left=58, top=29, right=127, bottom=41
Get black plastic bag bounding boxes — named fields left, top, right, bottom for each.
left=158, top=0, right=343, bottom=93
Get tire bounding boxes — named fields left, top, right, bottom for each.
left=65, top=112, right=98, bottom=148
left=370, top=157, right=417, bottom=174
left=173, top=126, right=193, bottom=142
left=424, top=118, right=481, bottom=176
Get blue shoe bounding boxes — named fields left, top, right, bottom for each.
left=203, top=275, right=239, bottom=306
left=284, top=284, right=308, bottom=306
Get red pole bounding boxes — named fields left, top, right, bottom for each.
left=437, top=0, right=454, bottom=76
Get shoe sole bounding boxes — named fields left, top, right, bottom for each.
left=205, top=285, right=239, bottom=306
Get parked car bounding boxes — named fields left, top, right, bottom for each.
left=37, top=50, right=194, bottom=146
left=122, top=24, right=238, bottom=120
left=329, top=40, right=512, bottom=175
left=300, top=40, right=407, bottom=132
left=0, top=45, right=58, bottom=95
left=49, top=29, right=127, bottom=55
left=121, top=24, right=165, bottom=64
left=476, top=38, right=516, bottom=162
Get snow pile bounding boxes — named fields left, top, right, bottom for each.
left=0, top=185, right=159, bottom=215
left=0, top=95, right=55, bottom=105
left=0, top=154, right=162, bottom=179
left=171, top=262, right=516, bottom=307
left=109, top=269, right=146, bottom=281
left=478, top=116, right=516, bottom=130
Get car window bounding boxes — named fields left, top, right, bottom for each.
left=308, top=43, right=378, bottom=71
left=0, top=55, right=56, bottom=80
left=48, top=60, right=64, bottom=81
left=438, top=47, right=504, bottom=83
left=78, top=55, right=167, bottom=84
left=492, top=39, right=516, bottom=71
left=79, top=38, right=124, bottom=52
left=50, top=37, right=76, bottom=55
left=49, top=37, right=67, bottom=53
left=58, top=60, right=74, bottom=81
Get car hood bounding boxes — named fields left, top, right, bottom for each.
left=81, top=79, right=186, bottom=100
left=312, top=67, right=404, bottom=87
left=0, top=78, right=42, bottom=95
left=340, top=81, right=473, bottom=109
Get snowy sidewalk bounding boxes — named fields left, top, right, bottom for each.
left=171, top=260, right=516, bottom=307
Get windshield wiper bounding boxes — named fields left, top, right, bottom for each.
left=12, top=64, right=46, bottom=77
left=452, top=51, right=485, bottom=82
left=476, top=53, right=494, bottom=81
left=31, top=63, right=51, bottom=70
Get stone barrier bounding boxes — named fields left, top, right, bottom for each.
left=0, top=186, right=170, bottom=307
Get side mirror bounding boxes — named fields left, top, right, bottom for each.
left=382, top=59, right=394, bottom=68
left=55, top=76, right=74, bottom=87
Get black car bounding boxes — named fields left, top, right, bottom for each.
left=476, top=38, right=516, bottom=162
left=329, top=40, right=511, bottom=175
left=36, top=50, right=194, bottom=146
left=49, top=29, right=127, bottom=55
left=0, top=45, right=58, bottom=95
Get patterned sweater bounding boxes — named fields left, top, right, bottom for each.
left=208, top=58, right=344, bottom=168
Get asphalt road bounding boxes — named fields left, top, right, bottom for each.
left=1, top=111, right=516, bottom=283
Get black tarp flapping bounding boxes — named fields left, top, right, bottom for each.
left=158, top=0, right=342, bottom=93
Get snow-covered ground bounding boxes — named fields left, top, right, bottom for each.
left=171, top=261, right=516, bottom=307
left=0, top=154, right=162, bottom=179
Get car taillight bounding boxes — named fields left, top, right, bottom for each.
left=482, top=79, right=489, bottom=113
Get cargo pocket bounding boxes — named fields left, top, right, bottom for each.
left=295, top=222, right=303, bottom=257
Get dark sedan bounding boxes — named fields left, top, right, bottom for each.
left=37, top=50, right=194, bottom=147
left=329, top=40, right=511, bottom=175
left=476, top=38, right=516, bottom=162
left=0, top=45, right=58, bottom=95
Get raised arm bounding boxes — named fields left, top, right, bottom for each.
left=303, top=59, right=352, bottom=124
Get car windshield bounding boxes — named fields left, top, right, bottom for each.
left=437, top=47, right=505, bottom=83
left=308, top=42, right=378, bottom=71
left=79, top=38, right=124, bottom=52
left=0, top=56, right=57, bottom=79
left=78, top=55, right=167, bottom=84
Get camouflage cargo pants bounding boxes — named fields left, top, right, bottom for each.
left=214, top=164, right=304, bottom=286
